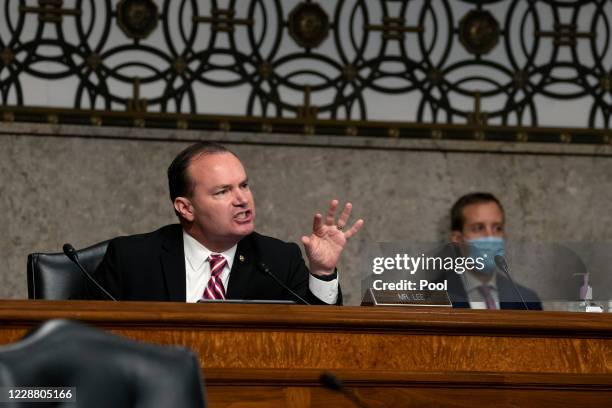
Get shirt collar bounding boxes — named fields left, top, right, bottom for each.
left=463, top=270, right=498, bottom=293
left=182, top=230, right=237, bottom=272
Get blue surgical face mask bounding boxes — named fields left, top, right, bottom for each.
left=467, top=237, right=505, bottom=274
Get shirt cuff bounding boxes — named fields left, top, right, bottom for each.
left=309, top=273, right=339, bottom=304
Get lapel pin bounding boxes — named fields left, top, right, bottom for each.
left=239, top=255, right=245, bottom=262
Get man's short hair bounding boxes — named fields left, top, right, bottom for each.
left=450, top=192, right=504, bottom=232
left=167, top=142, right=233, bottom=214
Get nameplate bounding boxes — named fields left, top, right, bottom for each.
left=361, top=288, right=452, bottom=307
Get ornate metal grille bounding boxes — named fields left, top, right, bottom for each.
left=0, top=0, right=611, bottom=142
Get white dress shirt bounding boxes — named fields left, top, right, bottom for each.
left=183, top=231, right=338, bottom=304
left=462, top=270, right=500, bottom=310
left=184, top=231, right=236, bottom=303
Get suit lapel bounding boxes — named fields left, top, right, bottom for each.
left=226, top=235, right=255, bottom=299
left=498, top=274, right=517, bottom=301
left=446, top=271, right=470, bottom=308
left=160, top=225, right=187, bottom=301
left=498, top=274, right=525, bottom=310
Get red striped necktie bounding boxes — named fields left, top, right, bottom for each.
left=200, top=254, right=227, bottom=301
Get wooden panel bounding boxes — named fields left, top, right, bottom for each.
left=1, top=300, right=610, bottom=336
left=206, top=386, right=612, bottom=408
left=205, top=369, right=612, bottom=408
left=90, top=328, right=609, bottom=374
left=1, top=300, right=611, bottom=407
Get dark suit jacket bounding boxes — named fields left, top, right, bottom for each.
left=91, top=224, right=341, bottom=305
left=442, top=270, right=543, bottom=310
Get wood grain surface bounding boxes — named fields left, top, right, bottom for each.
left=1, top=300, right=610, bottom=407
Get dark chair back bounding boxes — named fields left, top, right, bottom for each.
left=0, top=319, right=206, bottom=408
left=27, top=241, right=109, bottom=299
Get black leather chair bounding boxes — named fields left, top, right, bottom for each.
left=27, top=241, right=109, bottom=300
left=0, top=319, right=206, bottom=408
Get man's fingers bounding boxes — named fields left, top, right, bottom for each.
left=336, top=202, right=353, bottom=228
left=312, top=213, right=323, bottom=233
left=313, top=199, right=360, bottom=235
left=301, top=235, right=310, bottom=247
left=344, top=219, right=364, bottom=239
left=325, top=199, right=339, bottom=226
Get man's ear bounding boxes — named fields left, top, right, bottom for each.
left=173, top=197, right=194, bottom=222
left=450, top=231, right=470, bottom=257
left=450, top=230, right=463, bottom=244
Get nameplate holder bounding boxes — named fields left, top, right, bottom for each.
left=361, top=288, right=452, bottom=307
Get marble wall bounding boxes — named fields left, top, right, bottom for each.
left=1, top=123, right=611, bottom=305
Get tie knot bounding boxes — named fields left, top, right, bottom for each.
left=208, top=254, right=227, bottom=277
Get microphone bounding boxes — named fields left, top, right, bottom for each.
left=494, top=255, right=528, bottom=310
left=63, top=243, right=116, bottom=301
left=256, top=262, right=310, bottom=305
left=319, top=372, right=370, bottom=408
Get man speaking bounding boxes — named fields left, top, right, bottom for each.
left=91, top=142, right=363, bottom=305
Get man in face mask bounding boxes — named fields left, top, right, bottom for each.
left=446, top=192, right=542, bottom=310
